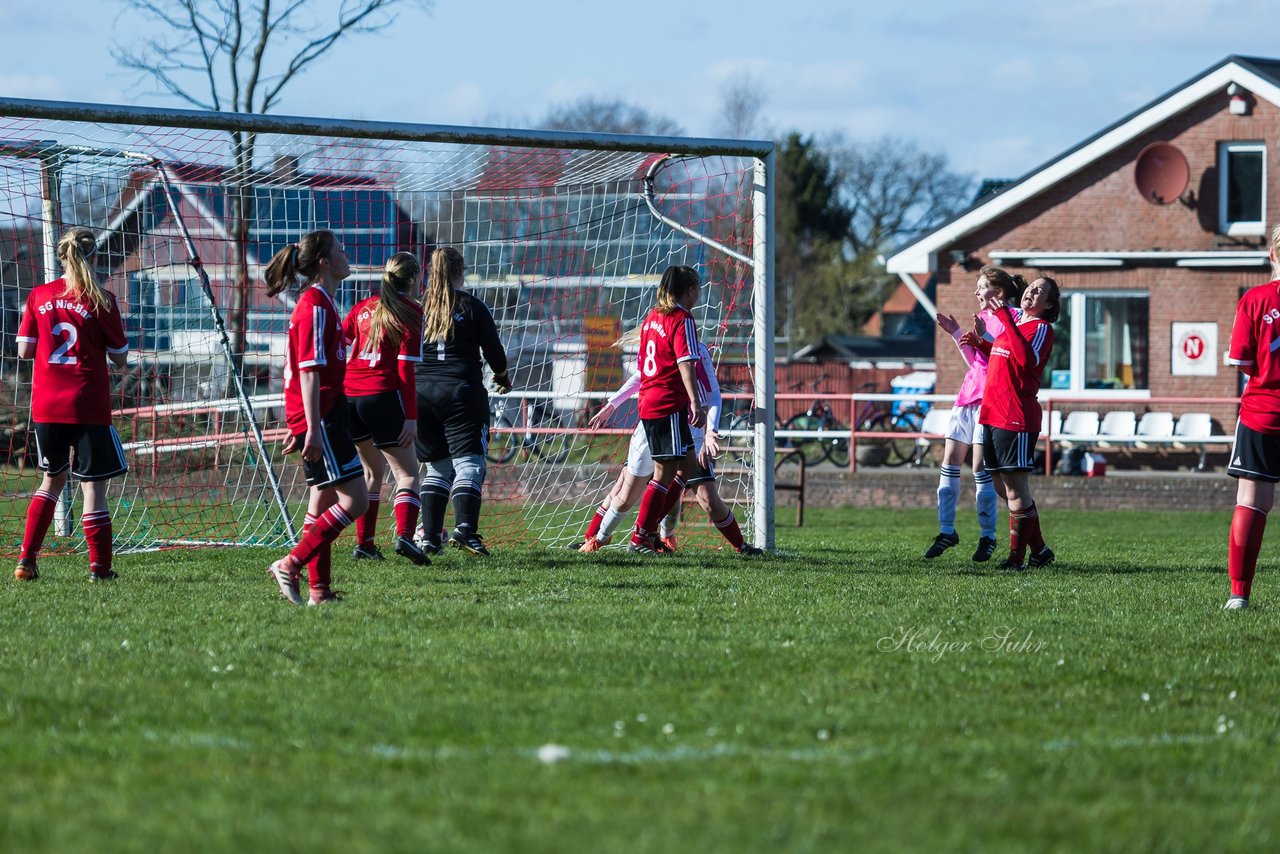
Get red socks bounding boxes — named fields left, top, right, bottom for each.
left=584, top=502, right=610, bottom=539
left=301, top=513, right=331, bottom=590
left=289, top=504, right=353, bottom=569
left=661, top=476, right=686, bottom=520
left=1229, top=504, right=1268, bottom=598
left=1009, top=504, right=1045, bottom=564
left=393, top=488, right=420, bottom=539
left=20, top=489, right=58, bottom=563
left=630, top=480, right=669, bottom=545
left=82, top=510, right=113, bottom=576
left=356, top=494, right=381, bottom=548
left=713, top=511, right=745, bottom=550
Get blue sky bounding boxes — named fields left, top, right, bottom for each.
left=2, top=0, right=1278, bottom=182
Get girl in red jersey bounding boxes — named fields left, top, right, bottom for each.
left=1221, top=225, right=1280, bottom=609
left=14, top=228, right=129, bottom=582
left=264, top=230, right=369, bottom=605
left=626, top=265, right=760, bottom=555
left=964, top=275, right=1061, bottom=570
left=343, top=252, right=429, bottom=566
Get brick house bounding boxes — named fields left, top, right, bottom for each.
left=886, top=55, right=1280, bottom=427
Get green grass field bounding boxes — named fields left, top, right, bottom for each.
left=2, top=507, right=1276, bottom=853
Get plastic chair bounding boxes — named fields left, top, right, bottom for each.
left=913, top=408, right=953, bottom=466
left=1040, top=410, right=1062, bottom=437
left=1096, top=411, right=1137, bottom=448
left=1059, top=411, right=1100, bottom=443
left=1134, top=411, right=1175, bottom=448
left=1174, top=413, right=1215, bottom=471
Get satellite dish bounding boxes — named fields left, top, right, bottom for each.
left=1134, top=142, right=1190, bottom=205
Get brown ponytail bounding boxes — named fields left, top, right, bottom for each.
left=655, top=265, right=699, bottom=314
left=263, top=229, right=336, bottom=297
left=978, top=263, right=1021, bottom=303
left=368, top=251, right=422, bottom=351
left=422, top=246, right=464, bottom=343
left=56, top=228, right=109, bottom=313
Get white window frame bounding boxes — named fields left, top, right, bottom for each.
left=1045, top=290, right=1151, bottom=401
left=1218, top=141, right=1266, bottom=237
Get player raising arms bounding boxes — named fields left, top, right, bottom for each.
left=626, top=265, right=761, bottom=555
left=926, top=265, right=1024, bottom=563
left=264, top=230, right=368, bottom=605
left=1221, top=225, right=1280, bottom=609
left=344, top=252, right=429, bottom=566
left=14, top=228, right=129, bottom=582
left=415, top=246, right=510, bottom=557
left=964, top=275, right=1060, bottom=571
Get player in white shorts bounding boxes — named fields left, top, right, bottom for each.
left=571, top=337, right=721, bottom=553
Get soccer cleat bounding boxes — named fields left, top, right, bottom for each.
left=659, top=535, right=679, bottom=553
left=394, top=536, right=431, bottom=566
left=737, top=544, right=765, bottom=556
left=1027, top=546, right=1056, bottom=568
left=421, top=539, right=444, bottom=556
left=89, top=569, right=119, bottom=582
left=924, top=531, right=960, bottom=559
left=578, top=536, right=605, bottom=553
left=268, top=559, right=303, bottom=605
left=1223, top=596, right=1249, bottom=610
left=14, top=561, right=38, bottom=581
left=352, top=543, right=385, bottom=561
left=627, top=535, right=659, bottom=555
left=972, top=536, right=998, bottom=563
left=449, top=529, right=491, bottom=557
left=308, top=587, right=343, bottom=606
left=997, top=557, right=1026, bottom=571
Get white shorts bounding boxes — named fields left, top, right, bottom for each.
left=946, top=403, right=985, bottom=446
left=625, top=424, right=706, bottom=478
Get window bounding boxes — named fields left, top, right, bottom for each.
left=1219, top=141, right=1266, bottom=236
left=1043, top=292, right=1149, bottom=393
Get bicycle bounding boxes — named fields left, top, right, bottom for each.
left=847, top=382, right=924, bottom=468
left=486, top=396, right=573, bottom=464
left=779, top=375, right=850, bottom=467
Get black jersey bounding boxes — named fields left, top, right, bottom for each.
left=415, top=291, right=508, bottom=388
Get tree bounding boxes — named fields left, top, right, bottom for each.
left=113, top=0, right=431, bottom=367
left=539, top=97, right=684, bottom=136
left=715, top=72, right=768, bottom=139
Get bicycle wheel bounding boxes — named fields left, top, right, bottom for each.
left=825, top=416, right=851, bottom=468
left=782, top=413, right=828, bottom=466
left=883, top=411, right=923, bottom=467
left=486, top=414, right=519, bottom=464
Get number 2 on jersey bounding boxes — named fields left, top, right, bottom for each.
left=49, top=322, right=78, bottom=365
left=641, top=339, right=658, bottom=377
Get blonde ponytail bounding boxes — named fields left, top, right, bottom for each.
left=56, top=228, right=109, bottom=314
left=368, top=251, right=422, bottom=351
left=423, top=246, right=464, bottom=343
left=655, top=265, right=699, bottom=314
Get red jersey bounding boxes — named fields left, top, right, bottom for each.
left=978, top=306, right=1054, bottom=433
left=17, top=279, right=128, bottom=425
left=1228, top=280, right=1280, bottom=433
left=284, top=285, right=347, bottom=434
left=637, top=305, right=700, bottom=419
left=342, top=296, right=423, bottom=418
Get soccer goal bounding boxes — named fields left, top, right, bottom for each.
left=0, top=98, right=776, bottom=553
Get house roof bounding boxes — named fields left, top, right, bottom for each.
left=886, top=55, right=1280, bottom=274
left=792, top=333, right=934, bottom=363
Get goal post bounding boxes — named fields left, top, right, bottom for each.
left=0, top=97, right=775, bottom=553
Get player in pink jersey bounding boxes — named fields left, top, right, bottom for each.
left=1222, top=225, right=1280, bottom=608
left=965, top=275, right=1060, bottom=571
left=626, top=265, right=760, bottom=555
left=343, top=252, right=429, bottom=567
left=925, top=265, right=1024, bottom=563
left=263, top=230, right=369, bottom=605
left=14, top=228, right=129, bottom=582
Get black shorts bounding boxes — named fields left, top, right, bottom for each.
left=642, top=412, right=695, bottom=461
left=295, top=400, right=363, bottom=489
left=34, top=422, right=128, bottom=481
left=1228, top=419, right=1280, bottom=482
left=415, top=381, right=490, bottom=462
left=349, top=391, right=409, bottom=449
left=982, top=425, right=1037, bottom=472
